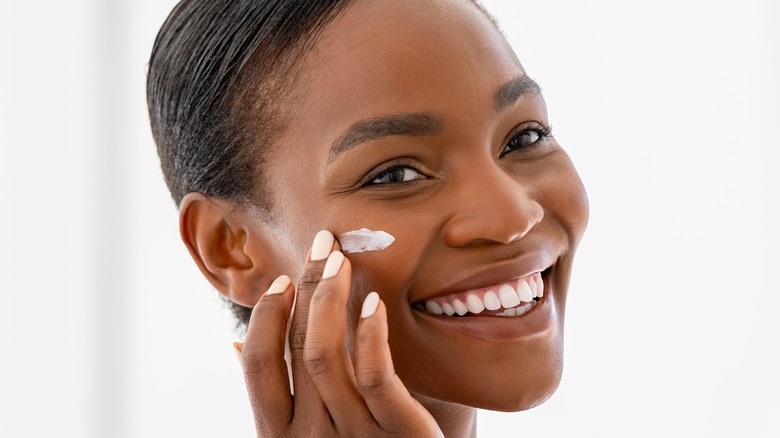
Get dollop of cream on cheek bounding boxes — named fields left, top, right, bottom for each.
left=338, top=228, right=395, bottom=253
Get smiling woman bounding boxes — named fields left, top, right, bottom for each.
left=148, top=0, right=587, bottom=436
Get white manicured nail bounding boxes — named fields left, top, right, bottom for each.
left=266, top=275, right=291, bottom=295
left=361, top=292, right=380, bottom=318
left=311, top=230, right=335, bottom=261
left=321, top=251, right=344, bottom=279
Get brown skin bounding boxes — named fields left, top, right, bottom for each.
left=180, top=0, right=588, bottom=436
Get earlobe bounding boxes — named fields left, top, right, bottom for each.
left=179, top=193, right=276, bottom=308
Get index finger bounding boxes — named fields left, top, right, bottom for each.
left=240, top=274, right=295, bottom=435
left=287, top=230, right=340, bottom=409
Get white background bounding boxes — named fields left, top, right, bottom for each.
left=1, top=0, right=778, bottom=437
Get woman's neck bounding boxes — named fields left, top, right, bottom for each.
left=416, top=394, right=477, bottom=438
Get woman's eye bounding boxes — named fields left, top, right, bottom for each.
left=368, top=166, right=425, bottom=185
left=500, top=126, right=550, bottom=157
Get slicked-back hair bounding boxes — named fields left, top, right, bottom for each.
left=148, top=0, right=353, bottom=208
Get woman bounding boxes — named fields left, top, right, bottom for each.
left=147, top=0, right=588, bottom=436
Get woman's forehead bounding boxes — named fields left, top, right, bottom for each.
left=287, top=0, right=525, bottom=124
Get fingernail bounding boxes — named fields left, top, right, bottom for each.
left=437, top=426, right=445, bottom=438
left=233, top=342, right=243, bottom=361
left=311, top=230, right=335, bottom=261
left=321, top=251, right=344, bottom=279
left=266, top=274, right=291, bottom=295
left=361, top=291, right=380, bottom=319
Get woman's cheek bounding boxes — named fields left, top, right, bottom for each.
left=548, top=152, right=589, bottom=245
left=340, top=216, right=433, bottom=322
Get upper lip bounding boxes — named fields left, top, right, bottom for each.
left=411, top=252, right=556, bottom=303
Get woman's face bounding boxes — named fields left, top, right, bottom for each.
left=260, top=0, right=588, bottom=411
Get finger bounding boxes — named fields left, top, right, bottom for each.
left=355, top=293, right=443, bottom=437
left=303, top=251, right=373, bottom=428
left=239, top=274, right=296, bottom=435
left=287, top=230, right=338, bottom=413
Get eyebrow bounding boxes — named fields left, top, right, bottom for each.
left=329, top=76, right=541, bottom=162
left=329, top=113, right=443, bottom=162
left=494, top=76, right=541, bottom=113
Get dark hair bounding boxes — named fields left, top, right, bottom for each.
left=148, top=0, right=354, bottom=206
left=148, top=0, right=355, bottom=329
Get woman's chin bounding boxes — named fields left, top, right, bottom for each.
left=460, top=363, right=562, bottom=412
left=407, top=350, right=564, bottom=412
left=481, top=373, right=562, bottom=412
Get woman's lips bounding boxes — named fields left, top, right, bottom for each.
left=414, top=271, right=545, bottom=317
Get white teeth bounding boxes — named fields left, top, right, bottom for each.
left=425, top=301, right=444, bottom=315
left=498, top=284, right=521, bottom=308
left=536, top=275, right=544, bottom=297
left=517, top=280, right=534, bottom=302
left=515, top=300, right=537, bottom=316
left=466, top=294, right=485, bottom=314
left=453, top=299, right=468, bottom=316
left=422, top=274, right=545, bottom=317
left=483, top=291, right=501, bottom=311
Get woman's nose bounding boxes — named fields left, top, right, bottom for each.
left=442, top=165, right=543, bottom=248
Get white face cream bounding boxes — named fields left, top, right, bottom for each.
left=338, top=228, right=395, bottom=253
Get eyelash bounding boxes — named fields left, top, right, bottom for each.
left=363, top=160, right=428, bottom=187
left=499, top=123, right=552, bottom=157
left=362, top=122, right=553, bottom=187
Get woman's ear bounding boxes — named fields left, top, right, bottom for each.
left=179, top=192, right=279, bottom=308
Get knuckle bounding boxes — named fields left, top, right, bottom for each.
left=288, top=328, right=307, bottom=352
left=297, top=267, right=323, bottom=292
left=303, top=343, right=335, bottom=377
left=240, top=348, right=277, bottom=377
left=357, top=369, right=393, bottom=396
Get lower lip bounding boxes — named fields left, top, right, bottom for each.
left=412, top=289, right=556, bottom=341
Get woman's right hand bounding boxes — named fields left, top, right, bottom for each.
left=234, top=230, right=444, bottom=437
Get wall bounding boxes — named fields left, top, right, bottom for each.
left=1, top=0, right=778, bottom=436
